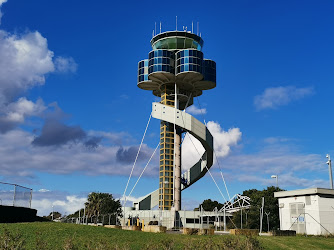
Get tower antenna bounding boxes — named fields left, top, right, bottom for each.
left=160, top=22, right=162, bottom=33
left=192, top=21, right=193, bottom=33
left=176, top=16, right=177, bottom=31
left=155, top=22, right=157, bottom=36
left=197, top=22, right=199, bottom=35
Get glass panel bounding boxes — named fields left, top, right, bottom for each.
left=168, top=38, right=177, bottom=49
left=177, top=38, right=185, bottom=49
left=185, top=38, right=193, bottom=49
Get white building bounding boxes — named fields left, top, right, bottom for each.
left=274, top=188, right=334, bottom=235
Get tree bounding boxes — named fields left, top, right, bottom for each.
left=43, top=211, right=61, bottom=221
left=231, top=186, right=284, bottom=231
left=67, top=208, right=84, bottom=218
left=196, top=199, right=224, bottom=211
left=84, top=192, right=122, bottom=224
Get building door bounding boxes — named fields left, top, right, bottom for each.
left=289, top=202, right=305, bottom=234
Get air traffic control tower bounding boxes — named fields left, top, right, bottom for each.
left=137, top=30, right=216, bottom=211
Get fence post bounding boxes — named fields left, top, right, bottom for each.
left=29, top=189, right=32, bottom=208
left=13, top=185, right=16, bottom=206
left=224, top=209, right=226, bottom=231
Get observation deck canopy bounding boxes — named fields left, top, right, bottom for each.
left=138, top=30, right=216, bottom=109
left=150, top=31, right=204, bottom=51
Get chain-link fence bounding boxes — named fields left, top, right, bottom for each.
left=0, top=182, right=32, bottom=208
left=62, top=214, right=119, bottom=225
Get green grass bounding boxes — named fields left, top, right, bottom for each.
left=0, top=222, right=333, bottom=249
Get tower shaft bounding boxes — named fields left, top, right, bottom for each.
left=159, top=86, right=182, bottom=210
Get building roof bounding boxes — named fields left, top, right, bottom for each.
left=274, top=188, right=334, bottom=198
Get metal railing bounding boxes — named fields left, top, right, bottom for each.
left=0, top=182, right=32, bottom=208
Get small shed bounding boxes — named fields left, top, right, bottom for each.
left=274, top=188, right=334, bottom=235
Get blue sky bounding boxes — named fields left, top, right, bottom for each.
left=0, top=0, right=333, bottom=215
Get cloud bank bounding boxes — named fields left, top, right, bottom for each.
left=218, top=138, right=328, bottom=189
left=0, top=20, right=77, bottom=133
left=0, top=129, right=158, bottom=181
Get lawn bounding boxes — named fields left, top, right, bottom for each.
left=0, top=222, right=333, bottom=249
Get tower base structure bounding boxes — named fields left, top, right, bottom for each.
left=120, top=207, right=232, bottom=230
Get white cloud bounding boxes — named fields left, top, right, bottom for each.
left=54, top=56, right=78, bottom=73
left=238, top=173, right=328, bottom=190
left=88, top=130, right=134, bottom=146
left=218, top=139, right=328, bottom=190
left=186, top=105, right=207, bottom=115
left=119, top=195, right=145, bottom=207
left=207, top=121, right=242, bottom=158
left=0, top=24, right=77, bottom=133
left=0, top=97, right=46, bottom=132
left=38, top=189, right=50, bottom=192
left=254, top=86, right=314, bottom=110
left=0, top=30, right=77, bottom=103
left=4, top=97, right=45, bottom=123
left=181, top=121, right=242, bottom=170
left=0, top=30, right=55, bottom=102
left=0, top=0, right=7, bottom=25
left=32, top=191, right=87, bottom=216
left=263, top=137, right=293, bottom=144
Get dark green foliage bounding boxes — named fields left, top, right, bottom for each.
left=43, top=211, right=62, bottom=220
left=196, top=199, right=224, bottom=211
left=232, top=186, right=284, bottom=231
left=67, top=209, right=84, bottom=218
left=85, top=192, right=122, bottom=218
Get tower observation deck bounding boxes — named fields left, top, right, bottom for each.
left=137, top=30, right=216, bottom=211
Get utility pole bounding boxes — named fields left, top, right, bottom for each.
left=259, top=197, right=264, bottom=234
left=326, top=154, right=333, bottom=189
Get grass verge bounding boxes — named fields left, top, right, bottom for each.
left=0, top=223, right=333, bottom=249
